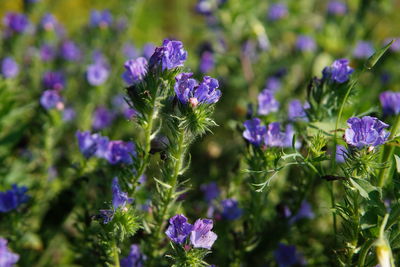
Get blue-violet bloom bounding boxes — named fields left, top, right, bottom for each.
left=1, top=57, right=19, bottom=78
left=149, top=39, right=187, bottom=70
left=380, top=91, right=400, bottom=116
left=258, top=89, right=279, bottom=115
left=165, top=214, right=194, bottom=244
left=122, top=57, right=148, bottom=84
left=0, top=238, right=19, bottom=266
left=0, top=185, right=29, bottom=213
left=190, top=219, right=218, bottom=249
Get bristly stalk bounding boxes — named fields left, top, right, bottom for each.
left=112, top=240, right=120, bottom=267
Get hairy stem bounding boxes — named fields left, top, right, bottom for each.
left=112, top=241, right=120, bottom=267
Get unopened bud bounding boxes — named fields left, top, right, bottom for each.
left=189, top=97, right=198, bottom=108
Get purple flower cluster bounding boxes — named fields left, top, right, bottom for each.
left=43, top=71, right=65, bottom=90
left=149, top=39, right=187, bottom=70
left=0, top=185, right=29, bottom=213
left=174, top=73, right=221, bottom=106
left=60, top=41, right=81, bottom=61
left=120, top=244, right=145, bottom=267
left=380, top=91, right=400, bottom=116
left=3, top=12, right=29, bottom=34
left=221, top=199, right=242, bottom=220
left=76, top=131, right=136, bottom=164
left=295, top=35, right=316, bottom=52
left=323, top=58, right=354, bottom=83
left=243, top=118, right=295, bottom=148
left=199, top=51, right=215, bottom=73
left=86, top=63, right=109, bottom=86
left=344, top=116, right=390, bottom=149
left=40, top=44, right=56, bottom=62
left=258, top=89, right=279, bottom=115
left=89, top=10, right=113, bottom=28
left=353, top=41, right=374, bottom=59
left=274, top=243, right=305, bottom=267
left=122, top=57, right=148, bottom=84
left=112, top=177, right=133, bottom=210
left=288, top=100, right=309, bottom=121
left=201, top=182, right=220, bottom=202
left=40, top=13, right=58, bottom=31
left=40, top=90, right=63, bottom=110
left=165, top=214, right=217, bottom=249
left=92, top=107, right=114, bottom=130
left=268, top=3, right=288, bottom=21
left=327, top=1, right=347, bottom=15
left=1, top=57, right=19, bottom=79
left=265, top=77, right=282, bottom=92
left=0, top=238, right=19, bottom=266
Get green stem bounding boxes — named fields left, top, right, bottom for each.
left=328, top=183, right=338, bottom=246
left=357, top=239, right=375, bottom=267
left=112, top=241, right=120, bottom=267
left=378, top=114, right=400, bottom=187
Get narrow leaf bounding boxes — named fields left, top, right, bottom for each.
left=364, top=40, right=393, bottom=69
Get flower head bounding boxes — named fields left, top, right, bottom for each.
left=149, top=39, right=187, bottom=70
left=89, top=10, right=113, bottom=28
left=323, top=58, right=354, bottom=83
left=327, top=1, right=347, bottom=15
left=122, top=57, right=148, bottom=84
left=92, top=107, right=114, bottom=130
left=3, top=12, right=29, bottom=34
left=296, top=35, right=316, bottom=52
left=40, top=90, right=63, bottom=110
left=258, top=89, right=279, bottom=115
left=43, top=71, right=65, bottom=90
left=288, top=100, right=309, bottom=121
left=289, top=201, right=314, bottom=224
left=353, top=41, right=374, bottom=59
left=60, top=41, right=81, bottom=61
left=265, top=77, right=282, bottom=92
left=105, top=141, right=136, bottom=165
left=112, top=177, right=133, bottom=210
left=199, top=51, right=215, bottom=73
left=380, top=91, right=400, bottom=116
left=268, top=3, right=288, bottom=21
left=76, top=131, right=103, bottom=158
left=63, top=107, right=76, bottom=122
left=1, top=57, right=19, bottom=78
left=40, top=44, right=56, bottom=62
left=344, top=116, right=390, bottom=149
left=243, top=118, right=267, bottom=146
left=120, top=244, right=145, bottom=267
left=40, top=13, right=58, bottom=31
left=201, top=182, right=220, bottom=202
left=221, top=199, right=242, bottom=220
left=274, top=243, right=304, bottom=267
left=0, top=185, right=29, bottom=213
left=0, top=238, right=19, bottom=266
left=190, top=219, right=217, bottom=249
left=142, top=43, right=156, bottom=59
left=165, top=214, right=193, bottom=244
left=86, top=63, right=109, bottom=86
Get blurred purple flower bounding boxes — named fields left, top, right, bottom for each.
left=258, top=89, right=279, bottom=115
left=3, top=12, right=29, bottom=34
left=327, top=1, right=347, bottom=15
left=0, top=185, right=29, bottom=213
left=295, top=35, right=316, bottom=52
left=221, top=199, right=242, bottom=220
left=123, top=57, right=148, bottom=84
left=353, top=41, right=374, bottom=59
left=40, top=44, right=56, bottom=62
left=105, top=141, right=136, bottom=165
left=0, top=238, right=19, bottom=266
left=268, top=3, right=288, bottom=21
left=196, top=0, right=214, bottom=15
left=92, top=107, right=114, bottom=130
left=344, top=116, right=390, bottom=149
left=123, top=43, right=139, bottom=59
left=60, top=41, right=81, bottom=61
left=43, top=71, right=65, bottom=90
left=288, top=100, right=309, bottom=121
left=384, top=38, right=400, bottom=52
left=63, top=107, right=76, bottom=122
left=243, top=118, right=267, bottom=146
left=336, top=145, right=347, bottom=163
left=165, top=214, right=193, bottom=244
left=149, top=39, right=187, bottom=70
left=290, top=201, right=314, bottom=224
left=323, top=58, right=354, bottom=83
left=380, top=91, right=400, bottom=116
left=201, top=182, right=220, bottom=202
left=120, top=244, right=145, bottom=267
left=40, top=13, right=58, bottom=31
left=89, top=10, right=113, bottom=28
left=76, top=131, right=102, bottom=158
left=86, top=63, right=109, bottom=86
left=275, top=243, right=304, bottom=267
left=190, top=219, right=217, bottom=249
left=265, top=122, right=286, bottom=147
left=112, top=177, right=133, bottom=210
left=1, top=57, right=19, bottom=78
left=142, top=43, right=156, bottom=59
left=265, top=77, right=281, bottom=92
left=200, top=51, right=215, bottom=73
left=112, top=95, right=137, bottom=119
left=40, top=90, right=63, bottom=110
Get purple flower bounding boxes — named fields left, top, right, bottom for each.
left=142, top=43, right=156, bottom=59
left=165, top=214, right=194, bottom=244
left=344, top=116, right=390, bottom=149
left=290, top=201, right=314, bottom=224
left=76, top=131, right=102, bottom=158
left=43, top=71, right=65, bottom=90
left=200, top=51, right=215, bottom=73
left=0, top=185, right=29, bottom=213
left=336, top=145, right=347, bottom=163
left=243, top=118, right=267, bottom=146
left=40, top=44, right=56, bottom=62
left=265, top=77, right=281, bottom=92
left=268, top=3, right=288, bottom=21
left=275, top=243, right=304, bottom=267
left=92, top=107, right=114, bottom=130
left=353, top=41, right=374, bottom=59
left=0, top=238, right=19, bottom=266
left=112, top=177, right=133, bottom=210
left=122, top=57, right=148, bottom=84
left=149, top=39, right=187, bottom=70
left=94, top=135, right=110, bottom=159
left=120, top=244, right=144, bottom=267
left=86, top=63, right=109, bottom=86
left=190, top=219, right=217, bottom=249
left=60, top=41, right=81, bottom=61
left=221, top=199, right=242, bottom=220
left=122, top=43, right=138, bottom=59
left=1, top=57, right=19, bottom=78
left=380, top=91, right=400, bottom=116
left=89, top=10, right=113, bottom=28
left=40, top=13, right=58, bottom=31
left=384, top=38, right=400, bottom=52
left=112, top=95, right=137, bottom=119
left=40, top=90, right=63, bottom=110
left=265, top=122, right=286, bottom=147
left=288, top=100, right=309, bottom=121
left=195, top=0, right=214, bottom=15
left=174, top=73, right=221, bottom=106
left=3, top=13, right=29, bottom=34
left=201, top=182, right=220, bottom=202
left=105, top=141, right=136, bottom=165
left=327, top=1, right=347, bottom=15
left=258, top=89, right=279, bottom=115
left=295, top=35, right=316, bottom=52
left=323, top=58, right=354, bottom=83
left=63, top=107, right=76, bottom=122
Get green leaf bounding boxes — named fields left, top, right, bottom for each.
left=394, top=155, right=400, bottom=174
left=364, top=40, right=393, bottom=69
left=153, top=177, right=172, bottom=189
left=349, top=177, right=378, bottom=199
